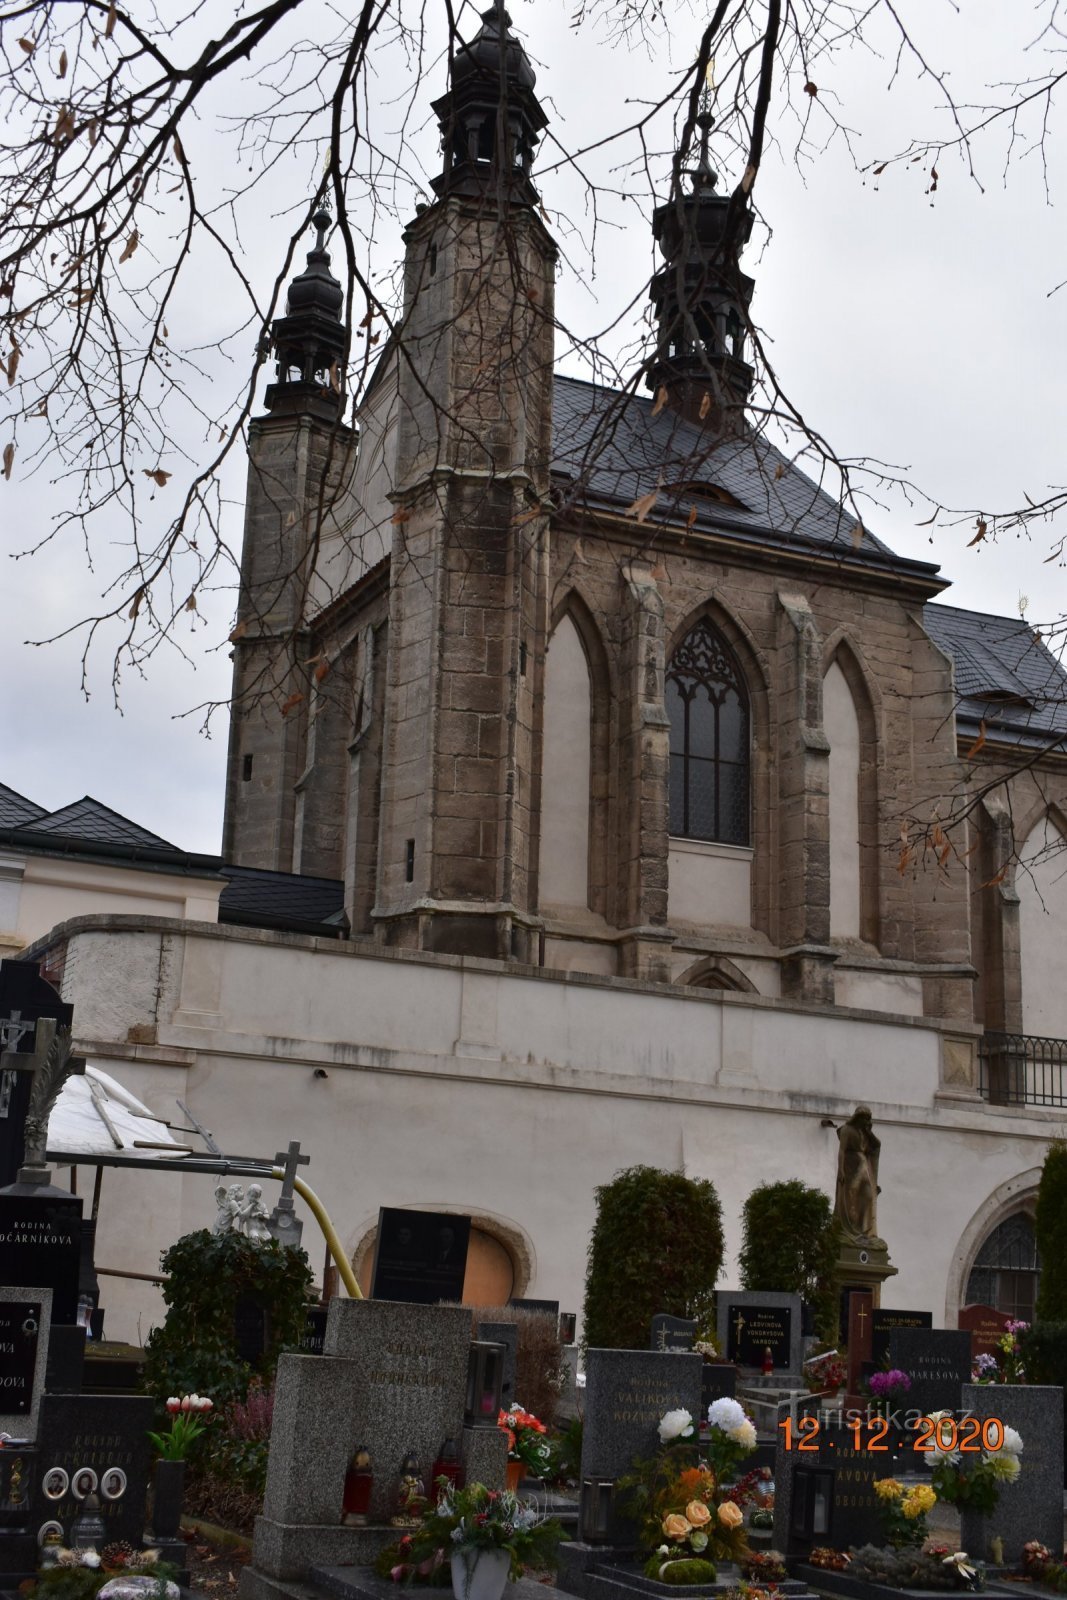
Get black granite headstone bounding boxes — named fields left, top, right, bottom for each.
left=887, top=1328, right=972, bottom=1421
left=871, top=1308, right=932, bottom=1367
left=0, top=1191, right=83, bottom=1324
left=726, top=1301, right=792, bottom=1368
left=650, top=1313, right=697, bottom=1352
left=775, top=1417, right=885, bottom=1556
left=371, top=1207, right=471, bottom=1304
left=0, top=962, right=73, bottom=1188
left=33, top=1393, right=154, bottom=1547
left=0, top=1299, right=42, bottom=1419
left=299, top=1306, right=327, bottom=1354
left=701, top=1363, right=738, bottom=1409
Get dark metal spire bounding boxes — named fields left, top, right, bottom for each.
left=265, top=209, right=346, bottom=416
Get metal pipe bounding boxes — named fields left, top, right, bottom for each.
left=288, top=1172, right=361, bottom=1300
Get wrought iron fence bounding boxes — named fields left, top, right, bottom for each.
left=979, top=1032, right=1067, bottom=1108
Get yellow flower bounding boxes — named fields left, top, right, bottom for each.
left=663, top=1514, right=690, bottom=1541
left=685, top=1501, right=711, bottom=1527
left=874, top=1479, right=904, bottom=1501
left=907, top=1486, right=936, bottom=1513
left=717, top=1501, right=743, bottom=1529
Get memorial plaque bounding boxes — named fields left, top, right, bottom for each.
left=701, top=1363, right=738, bottom=1409
left=650, top=1313, right=697, bottom=1352
left=726, top=1302, right=792, bottom=1368
left=371, top=1207, right=470, bottom=1305
left=775, top=1417, right=884, bottom=1557
left=299, top=1306, right=327, bottom=1355
left=957, top=1303, right=1010, bottom=1361
left=0, top=1289, right=51, bottom=1438
left=0, top=1192, right=83, bottom=1324
left=872, top=1308, right=932, bottom=1367
left=887, top=1327, right=972, bottom=1420
left=33, top=1393, right=153, bottom=1546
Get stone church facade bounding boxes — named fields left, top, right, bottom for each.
left=18, top=4, right=1067, bottom=1339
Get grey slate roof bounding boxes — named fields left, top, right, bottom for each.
left=219, top=866, right=346, bottom=934
left=550, top=375, right=942, bottom=580
left=0, top=783, right=47, bottom=829
left=22, top=795, right=176, bottom=851
left=923, top=603, right=1067, bottom=748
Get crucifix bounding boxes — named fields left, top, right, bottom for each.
left=0, top=1016, right=85, bottom=1185
left=0, top=1012, right=37, bottom=1119
left=269, top=1140, right=310, bottom=1247
left=733, top=1310, right=746, bottom=1347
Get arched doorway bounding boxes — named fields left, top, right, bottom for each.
left=964, top=1213, right=1041, bottom=1320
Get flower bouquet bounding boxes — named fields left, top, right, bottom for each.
left=497, top=1404, right=552, bottom=1481
left=398, top=1481, right=566, bottom=1584
left=922, top=1413, right=1023, bottom=1516
left=704, top=1398, right=757, bottom=1481
left=867, top=1370, right=911, bottom=1417
left=873, top=1478, right=937, bottom=1548
left=147, top=1393, right=213, bottom=1460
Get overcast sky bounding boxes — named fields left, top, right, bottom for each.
left=2, top=0, right=1064, bottom=855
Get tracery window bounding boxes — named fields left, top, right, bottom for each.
left=666, top=618, right=750, bottom=845
left=965, top=1213, right=1041, bottom=1321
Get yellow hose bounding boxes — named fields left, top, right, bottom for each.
left=270, top=1167, right=363, bottom=1299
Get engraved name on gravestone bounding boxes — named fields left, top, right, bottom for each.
left=33, top=1393, right=154, bottom=1547
left=774, top=1419, right=884, bottom=1558
left=0, top=1195, right=84, bottom=1325
left=887, top=1328, right=972, bottom=1420
left=0, top=1289, right=51, bottom=1438
left=581, top=1348, right=703, bottom=1541
left=718, top=1291, right=803, bottom=1372
left=371, top=1207, right=471, bottom=1305
left=650, top=1314, right=697, bottom=1352
left=957, top=1303, right=1010, bottom=1362
left=871, top=1309, right=932, bottom=1368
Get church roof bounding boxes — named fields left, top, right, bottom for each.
left=17, top=795, right=177, bottom=851
left=923, top=603, right=1067, bottom=750
left=218, top=865, right=346, bottom=935
left=550, top=374, right=944, bottom=583
left=0, top=783, right=47, bottom=829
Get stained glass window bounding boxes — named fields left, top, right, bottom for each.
left=666, top=618, right=750, bottom=846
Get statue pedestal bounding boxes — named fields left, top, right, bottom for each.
left=838, top=1238, right=897, bottom=1313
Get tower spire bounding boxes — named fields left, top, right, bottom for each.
left=430, top=2, right=547, bottom=203
left=265, top=208, right=346, bottom=417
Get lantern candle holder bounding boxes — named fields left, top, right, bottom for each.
left=578, top=1477, right=615, bottom=1544
left=342, top=1445, right=373, bottom=1525
left=464, top=1341, right=505, bottom=1427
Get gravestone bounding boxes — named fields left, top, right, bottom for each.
left=871, top=1308, right=932, bottom=1367
left=775, top=1417, right=886, bottom=1557
left=0, top=962, right=73, bottom=1188
left=718, top=1291, right=803, bottom=1373
left=478, top=1319, right=518, bottom=1410
left=33, top=1392, right=154, bottom=1547
left=958, top=1382, right=1064, bottom=1565
left=0, top=1191, right=84, bottom=1326
left=580, top=1348, right=703, bottom=1542
left=0, top=1288, right=52, bottom=1438
left=701, top=1363, right=738, bottom=1410
left=845, top=1290, right=873, bottom=1399
left=649, top=1314, right=697, bottom=1352
left=300, top=1306, right=327, bottom=1355
left=957, top=1303, right=1009, bottom=1361
left=370, top=1207, right=470, bottom=1304
left=887, top=1327, right=972, bottom=1421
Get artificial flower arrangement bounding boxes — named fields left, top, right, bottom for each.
left=30, top=1544, right=177, bottom=1600
left=378, top=1481, right=566, bottom=1585
left=873, top=1478, right=937, bottom=1548
left=621, top=1401, right=759, bottom=1585
left=147, top=1393, right=214, bottom=1460
left=972, top=1321, right=1028, bottom=1385
left=497, top=1404, right=552, bottom=1480
left=1023, top=1541, right=1067, bottom=1593
left=846, top=1542, right=985, bottom=1591
left=866, top=1370, right=912, bottom=1414
left=803, top=1349, right=847, bottom=1395
left=807, top=1548, right=851, bottom=1571
left=922, top=1412, right=1023, bottom=1516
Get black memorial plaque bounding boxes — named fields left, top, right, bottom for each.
left=701, top=1363, right=738, bottom=1410
left=726, top=1301, right=792, bottom=1368
left=0, top=961, right=74, bottom=1189
left=650, top=1314, right=698, bottom=1352
left=300, top=1306, right=327, bottom=1355
left=0, top=1299, right=42, bottom=1416
left=371, top=1207, right=471, bottom=1305
left=33, top=1393, right=153, bottom=1547
left=887, top=1327, right=972, bottom=1420
left=872, top=1308, right=932, bottom=1367
left=0, top=1193, right=83, bottom=1325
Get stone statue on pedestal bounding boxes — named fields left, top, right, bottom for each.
left=834, top=1104, right=883, bottom=1244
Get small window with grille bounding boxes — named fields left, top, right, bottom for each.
left=965, top=1213, right=1041, bottom=1321
left=666, top=617, right=750, bottom=846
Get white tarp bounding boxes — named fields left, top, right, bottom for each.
left=46, top=1064, right=183, bottom=1157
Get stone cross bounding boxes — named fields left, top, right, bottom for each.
left=0, top=1016, right=85, bottom=1184
left=269, top=1140, right=309, bottom=1247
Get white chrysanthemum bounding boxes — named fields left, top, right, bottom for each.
left=987, top=1451, right=1021, bottom=1482
left=729, top=1419, right=758, bottom=1451
left=658, top=1408, right=695, bottom=1443
left=1000, top=1425, right=1024, bottom=1457
left=708, top=1397, right=746, bottom=1433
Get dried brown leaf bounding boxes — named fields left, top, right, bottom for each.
left=17, top=37, right=34, bottom=54
left=53, top=105, right=76, bottom=144
left=105, top=0, right=117, bottom=38
left=2, top=442, right=14, bottom=481
left=314, top=659, right=330, bottom=683
left=143, top=467, right=170, bottom=487
left=119, top=229, right=139, bottom=263
left=967, top=517, right=987, bottom=547
left=6, top=344, right=19, bottom=387
left=698, top=391, right=711, bottom=421
left=627, top=487, right=658, bottom=525
left=184, top=593, right=197, bottom=611
left=511, top=504, right=543, bottom=528
left=58, top=47, right=68, bottom=77
left=128, top=587, right=144, bottom=620
left=850, top=522, right=864, bottom=547
left=280, top=691, right=305, bottom=717
left=686, top=505, right=698, bottom=530
left=965, top=720, right=987, bottom=759
left=804, top=81, right=818, bottom=96
left=173, top=135, right=184, bottom=163
left=390, top=507, right=411, bottom=526
left=651, top=385, right=668, bottom=417
left=229, top=620, right=248, bottom=643
left=981, top=864, right=1009, bottom=889
left=773, top=461, right=785, bottom=481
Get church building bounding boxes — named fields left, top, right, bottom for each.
left=19, top=4, right=1067, bottom=1339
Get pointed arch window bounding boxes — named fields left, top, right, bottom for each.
left=666, top=618, right=750, bottom=846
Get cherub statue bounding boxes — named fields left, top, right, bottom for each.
left=236, top=1183, right=273, bottom=1244
left=213, top=1182, right=244, bottom=1236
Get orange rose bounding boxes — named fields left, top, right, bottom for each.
left=663, top=1514, right=690, bottom=1541
left=685, top=1501, right=711, bottom=1527
left=717, top=1502, right=743, bottom=1529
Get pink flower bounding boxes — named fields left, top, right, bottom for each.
left=165, top=1397, right=181, bottom=1414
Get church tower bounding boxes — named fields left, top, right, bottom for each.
left=222, top=214, right=355, bottom=868
left=373, top=2, right=557, bottom=958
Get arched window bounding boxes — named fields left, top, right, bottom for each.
left=965, top=1213, right=1041, bottom=1321
left=666, top=618, right=750, bottom=845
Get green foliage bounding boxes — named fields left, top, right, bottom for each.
left=551, top=1415, right=582, bottom=1482
left=29, top=1564, right=178, bottom=1600
left=582, top=1166, right=723, bottom=1350
left=1035, top=1141, right=1067, bottom=1321
left=142, top=1229, right=313, bottom=1412
left=1021, top=1320, right=1067, bottom=1387
left=642, top=1558, right=718, bottom=1585
left=846, top=1546, right=978, bottom=1591
left=738, top=1180, right=840, bottom=1342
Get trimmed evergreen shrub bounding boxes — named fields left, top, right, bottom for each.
left=738, top=1179, right=839, bottom=1342
left=1035, top=1139, right=1067, bottom=1321
left=1021, top=1320, right=1067, bottom=1388
left=142, top=1229, right=314, bottom=1409
left=582, top=1165, right=723, bottom=1350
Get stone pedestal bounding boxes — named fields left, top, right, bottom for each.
left=836, top=1239, right=897, bottom=1306
left=957, top=1383, right=1064, bottom=1566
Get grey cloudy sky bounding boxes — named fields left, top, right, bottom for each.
left=2, top=0, right=1064, bottom=856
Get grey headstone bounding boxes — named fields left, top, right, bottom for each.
left=0, top=1286, right=51, bottom=1438
left=887, top=1327, right=972, bottom=1419
left=774, top=1414, right=885, bottom=1556
left=958, top=1382, right=1064, bottom=1566
left=262, top=1353, right=360, bottom=1526
left=649, top=1314, right=697, bottom=1352
left=32, top=1392, right=153, bottom=1547
left=717, top=1291, right=804, bottom=1374
left=478, top=1319, right=518, bottom=1410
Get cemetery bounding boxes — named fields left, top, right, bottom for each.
left=0, top=953, right=1064, bottom=1600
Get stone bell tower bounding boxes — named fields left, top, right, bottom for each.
left=373, top=1, right=557, bottom=959
left=223, top=212, right=355, bottom=869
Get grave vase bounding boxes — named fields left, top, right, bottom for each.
left=450, top=1546, right=511, bottom=1600
left=505, top=1460, right=523, bottom=1492
left=150, top=1459, right=186, bottom=1541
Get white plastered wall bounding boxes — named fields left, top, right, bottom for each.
left=1017, top=812, right=1067, bottom=1037
left=539, top=613, right=591, bottom=910
left=668, top=839, right=752, bottom=929
left=0, top=854, right=220, bottom=955
left=824, top=658, right=862, bottom=939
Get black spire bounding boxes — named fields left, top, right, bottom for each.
left=265, top=210, right=346, bottom=416
left=430, top=1, right=547, bottom=203
left=648, top=105, right=755, bottom=426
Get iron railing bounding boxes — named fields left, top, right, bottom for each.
left=979, top=1032, right=1067, bottom=1108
